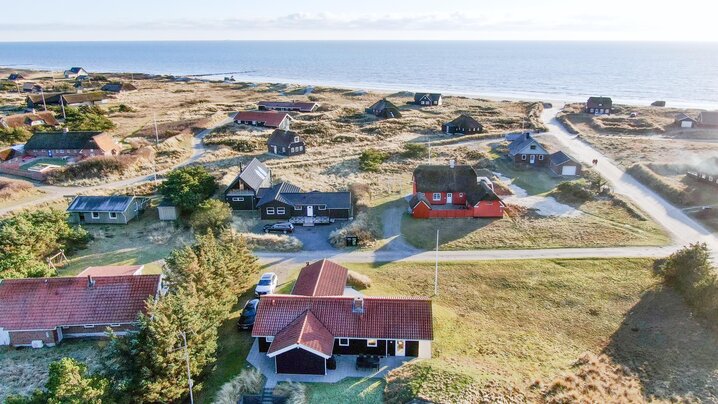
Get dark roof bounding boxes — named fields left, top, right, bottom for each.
left=698, top=111, right=718, bottom=126
left=234, top=111, right=290, bottom=128
left=675, top=113, right=697, bottom=122
left=61, top=92, right=106, bottom=105
left=27, top=93, right=64, bottom=105
left=291, top=260, right=348, bottom=297
left=267, top=129, right=304, bottom=148
left=257, top=101, right=318, bottom=112
left=257, top=182, right=301, bottom=207
left=413, top=164, right=501, bottom=205
left=101, top=82, right=137, bottom=93
left=367, top=99, right=402, bottom=118
left=267, top=311, right=335, bottom=358
left=67, top=196, right=136, bottom=213
left=24, top=131, right=116, bottom=152
left=549, top=151, right=578, bottom=166
left=507, top=133, right=549, bottom=157
left=67, top=67, right=85, bottom=74
left=414, top=93, right=442, bottom=103
left=252, top=295, right=433, bottom=341
left=586, top=97, right=613, bottom=108
left=8, top=73, right=24, bottom=80
left=227, top=158, right=272, bottom=193
left=444, top=114, right=482, bottom=130
left=0, top=275, right=160, bottom=331
left=408, top=192, right=431, bottom=209
left=257, top=182, right=350, bottom=209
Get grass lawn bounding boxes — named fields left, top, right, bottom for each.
left=491, top=154, right=562, bottom=195
left=401, top=199, right=669, bottom=250
left=305, top=378, right=385, bottom=404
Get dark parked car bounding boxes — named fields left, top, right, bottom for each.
left=237, top=299, right=260, bottom=330
left=263, top=222, right=294, bottom=234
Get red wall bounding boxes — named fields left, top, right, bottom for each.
left=419, top=192, right=467, bottom=206
left=473, top=201, right=504, bottom=218
left=411, top=195, right=505, bottom=219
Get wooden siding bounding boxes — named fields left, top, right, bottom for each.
left=68, top=208, right=137, bottom=225
left=260, top=200, right=351, bottom=220
left=9, top=329, right=58, bottom=346
left=513, top=153, right=549, bottom=167
left=275, top=348, right=326, bottom=375
left=267, top=142, right=306, bottom=156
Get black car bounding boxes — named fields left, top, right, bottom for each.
left=263, top=222, right=294, bottom=234
left=237, top=299, right=260, bottom=330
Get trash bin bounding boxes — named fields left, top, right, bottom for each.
left=345, top=236, right=359, bottom=247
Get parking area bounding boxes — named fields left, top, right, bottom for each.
left=242, top=215, right=342, bottom=251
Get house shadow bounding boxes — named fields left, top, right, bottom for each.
left=603, top=285, right=718, bottom=401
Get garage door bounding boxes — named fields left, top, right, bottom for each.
left=561, top=165, right=577, bottom=176
left=681, top=121, right=693, bottom=128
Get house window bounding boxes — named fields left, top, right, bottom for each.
left=590, top=108, right=594, bottom=113
left=294, top=205, right=301, bottom=211
left=276, top=207, right=286, bottom=215
left=339, top=338, right=349, bottom=346
left=459, top=193, right=464, bottom=197
left=294, top=137, right=299, bottom=142
left=367, top=339, right=378, bottom=347
left=83, top=325, right=95, bottom=329
left=530, top=145, right=536, bottom=150
left=521, top=154, right=527, bottom=160
left=91, top=212, right=100, bottom=219
left=266, top=207, right=275, bottom=215
left=232, top=197, right=244, bottom=202
left=539, top=155, right=544, bottom=160
left=109, top=212, right=117, bottom=219
left=318, top=205, right=326, bottom=211
left=281, top=147, right=286, bottom=152
left=290, top=147, right=295, bottom=153
left=266, top=336, right=274, bottom=342
left=432, top=193, right=441, bottom=201
left=109, top=323, right=121, bottom=327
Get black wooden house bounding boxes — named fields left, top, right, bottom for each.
left=224, top=158, right=272, bottom=210
left=267, top=129, right=306, bottom=156
left=256, top=182, right=352, bottom=223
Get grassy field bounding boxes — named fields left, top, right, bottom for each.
left=305, top=378, right=385, bottom=403
left=401, top=199, right=669, bottom=250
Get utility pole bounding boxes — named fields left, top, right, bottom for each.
left=179, top=331, right=194, bottom=404
left=153, top=114, right=160, bottom=183
left=60, top=97, right=66, bottom=121
left=434, top=229, right=439, bottom=296
left=40, top=88, right=47, bottom=111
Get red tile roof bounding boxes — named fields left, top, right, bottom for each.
left=267, top=311, right=334, bottom=358
left=291, top=259, right=348, bottom=297
left=0, top=275, right=161, bottom=331
left=252, top=295, right=433, bottom=341
left=233, top=111, right=290, bottom=128
left=77, top=265, right=144, bottom=277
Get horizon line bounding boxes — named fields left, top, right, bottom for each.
left=1, top=38, right=718, bottom=44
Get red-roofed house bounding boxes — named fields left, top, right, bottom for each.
left=234, top=111, right=292, bottom=130
left=252, top=259, right=433, bottom=375
left=0, top=275, right=162, bottom=347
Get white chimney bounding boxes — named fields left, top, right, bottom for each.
left=449, top=159, right=455, bottom=169
left=87, top=275, right=96, bottom=288
left=352, top=297, right=365, bottom=314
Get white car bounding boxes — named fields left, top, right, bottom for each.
left=255, top=273, right=278, bottom=296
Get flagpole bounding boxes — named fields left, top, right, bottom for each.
left=434, top=229, right=439, bottom=296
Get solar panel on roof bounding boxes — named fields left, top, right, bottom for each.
left=255, top=166, right=268, bottom=179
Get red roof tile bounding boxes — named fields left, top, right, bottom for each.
left=77, top=265, right=144, bottom=277
left=252, top=295, right=433, bottom=341
left=233, top=111, right=290, bottom=128
left=267, top=311, right=334, bottom=358
left=291, top=259, right=348, bottom=297
left=0, top=275, right=161, bottom=330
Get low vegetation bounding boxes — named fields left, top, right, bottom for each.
left=274, top=382, right=307, bottom=404
left=188, top=199, right=232, bottom=235
left=0, top=126, right=31, bottom=146
left=241, top=233, right=303, bottom=252
left=400, top=143, right=428, bottom=158
left=213, top=369, right=264, bottom=404
left=328, top=183, right=381, bottom=247
left=46, top=156, right=136, bottom=184
left=359, top=148, right=390, bottom=172
left=0, top=178, right=35, bottom=202
left=626, top=164, right=687, bottom=205
left=346, top=270, right=372, bottom=289
left=60, top=105, right=115, bottom=131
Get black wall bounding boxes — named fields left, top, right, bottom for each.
left=332, top=338, right=387, bottom=356
left=258, top=337, right=270, bottom=353
left=225, top=195, right=256, bottom=210
left=260, top=201, right=351, bottom=220
left=267, top=142, right=306, bottom=156
left=275, top=348, right=325, bottom=375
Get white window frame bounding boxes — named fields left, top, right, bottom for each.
left=266, top=336, right=274, bottom=342
left=539, top=155, right=544, bottom=161
left=83, top=324, right=95, bottom=329
left=266, top=207, right=275, bottom=215
left=521, top=154, right=527, bottom=161
left=109, top=323, right=121, bottom=327
left=318, top=205, right=327, bottom=211
left=432, top=193, right=441, bottom=201
left=367, top=339, right=378, bottom=347
left=459, top=193, right=464, bottom=197
left=91, top=212, right=100, bottom=219
left=294, top=205, right=302, bottom=211
left=338, top=338, right=349, bottom=347
left=232, top=197, right=244, bottom=202
left=276, top=207, right=286, bottom=215
left=109, top=212, right=118, bottom=219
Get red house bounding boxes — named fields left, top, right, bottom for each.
left=409, top=162, right=504, bottom=219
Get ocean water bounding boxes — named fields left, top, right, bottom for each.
left=1, top=41, right=717, bottom=108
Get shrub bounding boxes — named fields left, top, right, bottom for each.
left=213, top=369, right=264, bottom=404
left=273, top=382, right=306, bottom=404
left=117, top=104, right=134, bottom=113
left=328, top=211, right=379, bottom=248
left=46, top=156, right=133, bottom=184
left=347, top=270, right=372, bottom=290
left=205, top=138, right=256, bottom=152
left=61, top=105, right=115, bottom=131
left=401, top=143, right=428, bottom=159
left=552, top=180, right=595, bottom=203
left=188, top=199, right=232, bottom=235
left=242, top=233, right=303, bottom=252
left=658, top=243, right=718, bottom=324
left=159, top=166, right=217, bottom=213
left=0, top=126, right=32, bottom=146
left=359, top=148, right=390, bottom=172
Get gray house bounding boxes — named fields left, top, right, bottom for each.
left=67, top=196, right=148, bottom=225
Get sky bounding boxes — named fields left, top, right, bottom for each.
left=2, top=0, right=717, bottom=42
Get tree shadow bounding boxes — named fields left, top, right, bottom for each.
left=603, top=285, right=718, bottom=401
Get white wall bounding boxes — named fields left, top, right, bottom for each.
left=418, top=340, right=432, bottom=358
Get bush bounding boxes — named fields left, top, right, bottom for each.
left=0, top=126, right=32, bottom=146
left=552, top=180, right=595, bottom=203
left=61, top=105, right=115, bottom=131
left=273, top=382, right=306, bottom=404
left=347, top=270, right=372, bottom=290
left=188, top=199, right=232, bottom=235
left=46, top=156, right=133, bottom=184
left=658, top=243, right=718, bottom=324
left=117, top=104, right=134, bottom=113
left=359, top=148, right=390, bottom=172
left=242, top=233, right=303, bottom=252
left=205, top=138, right=257, bottom=152
left=159, top=166, right=217, bottom=213
left=328, top=212, right=379, bottom=248
left=401, top=143, right=428, bottom=159
left=213, top=369, right=264, bottom=404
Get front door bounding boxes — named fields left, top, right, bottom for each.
left=395, top=340, right=406, bottom=357
left=529, top=155, right=536, bottom=164
left=307, top=206, right=314, bottom=217
left=446, top=193, right=453, bottom=204
left=387, top=340, right=396, bottom=356
left=272, top=145, right=277, bottom=154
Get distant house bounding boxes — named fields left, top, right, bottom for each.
left=26, top=93, right=63, bottom=109
left=224, top=158, right=272, bottom=210
left=24, top=131, right=119, bottom=157
left=548, top=151, right=581, bottom=176
left=686, top=157, right=718, bottom=187
left=0, top=274, right=162, bottom=347
left=507, top=133, right=550, bottom=167
left=441, top=114, right=483, bottom=135
left=77, top=265, right=144, bottom=277
left=256, top=182, right=352, bottom=224
left=61, top=92, right=108, bottom=107
left=409, top=162, right=504, bottom=219
left=258, top=101, right=318, bottom=113
left=101, top=82, right=138, bottom=93
left=251, top=259, right=433, bottom=375
left=697, top=111, right=718, bottom=128
left=22, top=82, right=43, bottom=93
left=267, top=129, right=306, bottom=156
left=585, top=97, right=613, bottom=115
left=0, top=111, right=59, bottom=130
left=414, top=93, right=442, bottom=106
left=234, top=111, right=292, bottom=130
left=7, top=73, right=24, bottom=81
left=63, top=67, right=89, bottom=79
left=366, top=99, right=402, bottom=119
left=67, top=195, right=148, bottom=225
left=675, top=113, right=698, bottom=129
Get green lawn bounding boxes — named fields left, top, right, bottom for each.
left=305, top=378, right=385, bottom=404
left=491, top=154, right=562, bottom=195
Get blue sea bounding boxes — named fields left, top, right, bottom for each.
left=2, top=41, right=718, bottom=108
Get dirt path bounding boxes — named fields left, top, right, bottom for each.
left=377, top=200, right=421, bottom=253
